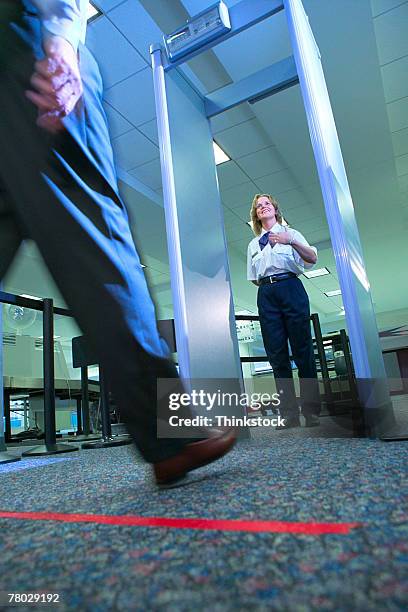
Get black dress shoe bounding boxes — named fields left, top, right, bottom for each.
left=275, top=416, right=301, bottom=430
left=153, top=428, right=236, bottom=487
left=304, top=414, right=320, bottom=427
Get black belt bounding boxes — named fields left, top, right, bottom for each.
left=259, top=272, right=297, bottom=285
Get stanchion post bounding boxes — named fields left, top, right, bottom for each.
left=81, top=366, right=90, bottom=436
left=43, top=298, right=56, bottom=446
left=81, top=366, right=131, bottom=450
left=339, top=328, right=365, bottom=437
left=4, top=389, right=12, bottom=444
left=311, top=313, right=333, bottom=408
left=76, top=398, right=83, bottom=435
left=22, top=298, right=78, bottom=456
left=99, top=368, right=111, bottom=440
left=0, top=289, right=20, bottom=463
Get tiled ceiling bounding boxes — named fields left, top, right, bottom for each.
left=10, top=0, right=403, bottom=327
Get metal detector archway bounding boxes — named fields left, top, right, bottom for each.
left=150, top=0, right=396, bottom=436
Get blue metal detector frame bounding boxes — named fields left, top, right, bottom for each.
left=150, top=0, right=396, bottom=437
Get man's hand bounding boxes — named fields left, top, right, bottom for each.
left=26, top=36, right=83, bottom=133
left=268, top=230, right=292, bottom=246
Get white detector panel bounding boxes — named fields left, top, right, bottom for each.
left=164, top=1, right=231, bottom=62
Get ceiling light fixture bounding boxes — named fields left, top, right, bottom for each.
left=88, top=2, right=101, bottom=22
left=20, top=294, right=42, bottom=300
left=303, top=267, right=330, bottom=279
left=213, top=141, right=230, bottom=165
left=324, top=289, right=342, bottom=297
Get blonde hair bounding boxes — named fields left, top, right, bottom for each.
left=250, top=194, right=283, bottom=236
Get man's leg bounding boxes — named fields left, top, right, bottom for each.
left=257, top=284, right=298, bottom=418
left=283, top=278, right=321, bottom=418
left=0, top=6, right=186, bottom=463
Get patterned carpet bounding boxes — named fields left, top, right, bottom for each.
left=0, top=428, right=407, bottom=611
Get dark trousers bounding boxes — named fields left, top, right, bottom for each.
left=257, top=276, right=321, bottom=417
left=0, top=3, right=187, bottom=462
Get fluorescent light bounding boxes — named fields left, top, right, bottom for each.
left=20, top=294, right=41, bottom=300
left=213, top=141, right=230, bottom=165
left=324, top=289, right=342, bottom=297
left=303, top=267, right=330, bottom=279
left=323, top=340, right=332, bottom=345
left=88, top=2, right=101, bottom=21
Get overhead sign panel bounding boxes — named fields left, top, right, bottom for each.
left=164, top=1, right=231, bottom=62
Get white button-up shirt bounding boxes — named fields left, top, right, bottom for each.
left=247, top=223, right=317, bottom=281
left=30, top=0, right=88, bottom=50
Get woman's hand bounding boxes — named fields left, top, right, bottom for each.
left=268, top=230, right=292, bottom=246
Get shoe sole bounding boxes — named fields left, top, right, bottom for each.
left=155, top=430, right=236, bottom=487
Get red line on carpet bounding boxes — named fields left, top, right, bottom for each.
left=0, top=511, right=360, bottom=534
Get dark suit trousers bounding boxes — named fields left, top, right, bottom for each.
left=0, top=3, right=187, bottom=462
left=257, top=276, right=321, bottom=417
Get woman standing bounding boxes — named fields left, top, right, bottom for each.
left=247, top=194, right=321, bottom=428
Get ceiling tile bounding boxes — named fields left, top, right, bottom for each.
left=311, top=281, right=340, bottom=301
left=373, top=2, right=408, bottom=65
left=216, top=161, right=248, bottom=191
left=214, top=10, right=292, bottom=82
left=301, top=228, right=331, bottom=245
left=104, top=68, right=156, bottom=127
left=128, top=158, right=162, bottom=190
left=86, top=16, right=146, bottom=89
left=236, top=147, right=286, bottom=179
left=398, top=173, right=408, bottom=192
left=231, top=204, right=253, bottom=223
left=146, top=271, right=169, bottom=283
left=141, top=255, right=169, bottom=274
left=396, top=153, right=408, bottom=176
left=215, top=120, right=272, bottom=159
left=227, top=238, right=251, bottom=254
left=112, top=129, right=158, bottom=171
left=108, top=0, right=162, bottom=62
left=181, top=0, right=221, bottom=13
left=138, top=119, right=159, bottom=145
left=391, top=127, right=408, bottom=156
left=221, top=181, right=257, bottom=209
left=103, top=102, right=133, bottom=138
left=276, top=189, right=308, bottom=211
left=306, top=273, right=337, bottom=292
left=371, top=0, right=407, bottom=17
left=210, top=105, right=254, bottom=135
left=222, top=206, right=247, bottom=227
left=225, top=223, right=253, bottom=243
left=381, top=56, right=408, bottom=103
left=386, top=97, right=408, bottom=132
left=255, top=170, right=298, bottom=196
left=284, top=205, right=317, bottom=225
left=294, top=216, right=328, bottom=234
left=95, top=0, right=124, bottom=12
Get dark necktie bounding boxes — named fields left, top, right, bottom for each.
left=259, top=231, right=270, bottom=251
